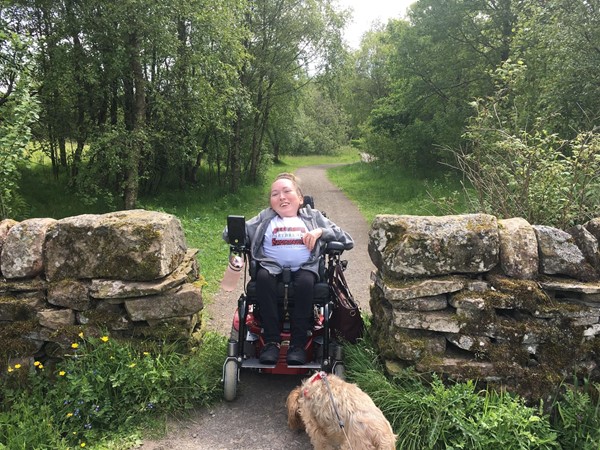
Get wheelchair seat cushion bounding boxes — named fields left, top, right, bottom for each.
left=246, top=280, right=329, bottom=303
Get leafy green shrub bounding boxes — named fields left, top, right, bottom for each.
left=0, top=63, right=39, bottom=220
left=0, top=394, right=69, bottom=449
left=1, top=331, right=226, bottom=448
left=344, top=334, right=559, bottom=449
left=451, top=60, right=600, bottom=228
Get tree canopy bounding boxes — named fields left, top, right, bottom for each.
left=0, top=0, right=349, bottom=214
left=1, top=0, right=600, bottom=225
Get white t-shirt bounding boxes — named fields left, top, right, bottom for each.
left=263, top=216, right=310, bottom=271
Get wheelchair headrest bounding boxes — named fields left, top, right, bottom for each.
left=303, top=195, right=314, bottom=209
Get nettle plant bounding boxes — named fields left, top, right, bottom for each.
left=451, top=60, right=600, bottom=228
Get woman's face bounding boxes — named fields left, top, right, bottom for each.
left=270, top=178, right=303, bottom=217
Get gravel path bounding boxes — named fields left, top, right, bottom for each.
left=140, top=164, right=374, bottom=450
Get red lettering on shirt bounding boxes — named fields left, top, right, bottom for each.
left=271, top=226, right=305, bottom=246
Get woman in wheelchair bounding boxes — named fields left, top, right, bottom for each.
left=225, top=172, right=353, bottom=366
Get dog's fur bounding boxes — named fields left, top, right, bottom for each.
left=286, top=372, right=396, bottom=450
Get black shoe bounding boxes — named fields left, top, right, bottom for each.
left=286, top=346, right=306, bottom=365
left=259, top=342, right=280, bottom=364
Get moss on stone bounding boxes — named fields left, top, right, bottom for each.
left=0, top=320, right=40, bottom=365
left=131, top=322, right=192, bottom=342
left=488, top=342, right=530, bottom=367
left=381, top=274, right=464, bottom=291
left=0, top=295, right=37, bottom=321
left=48, top=325, right=93, bottom=346
left=486, top=274, right=552, bottom=311
left=82, top=309, right=129, bottom=329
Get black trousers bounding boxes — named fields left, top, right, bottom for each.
left=255, top=266, right=315, bottom=348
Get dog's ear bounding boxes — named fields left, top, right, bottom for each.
left=286, top=386, right=305, bottom=431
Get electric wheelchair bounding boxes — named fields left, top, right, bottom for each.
left=222, top=203, right=352, bottom=401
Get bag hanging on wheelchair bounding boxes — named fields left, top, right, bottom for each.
left=329, top=262, right=364, bottom=344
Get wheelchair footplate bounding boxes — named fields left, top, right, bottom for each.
left=241, top=340, right=324, bottom=374
left=240, top=358, right=322, bottom=371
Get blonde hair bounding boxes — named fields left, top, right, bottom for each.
left=273, top=172, right=304, bottom=202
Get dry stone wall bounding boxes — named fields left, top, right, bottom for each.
left=0, top=210, right=203, bottom=369
left=368, top=214, right=600, bottom=400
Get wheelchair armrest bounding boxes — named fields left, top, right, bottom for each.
left=326, top=241, right=352, bottom=254
left=249, top=260, right=258, bottom=278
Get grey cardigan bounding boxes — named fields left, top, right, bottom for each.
left=223, top=205, right=353, bottom=276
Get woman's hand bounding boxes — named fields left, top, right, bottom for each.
left=302, top=228, right=323, bottom=251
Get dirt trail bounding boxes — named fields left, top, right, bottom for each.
left=140, top=164, right=374, bottom=450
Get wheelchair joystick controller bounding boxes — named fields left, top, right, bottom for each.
left=221, top=253, right=244, bottom=291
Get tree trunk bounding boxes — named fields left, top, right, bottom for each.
left=273, top=141, right=280, bottom=163
left=124, top=31, right=145, bottom=210
left=248, top=85, right=263, bottom=182
left=191, top=133, right=209, bottom=183
left=58, top=137, right=67, bottom=168
left=72, top=140, right=84, bottom=179
left=48, top=131, right=59, bottom=179
left=110, top=79, right=119, bottom=126
left=123, top=76, right=135, bottom=132
left=230, top=108, right=242, bottom=193
left=70, top=30, right=86, bottom=180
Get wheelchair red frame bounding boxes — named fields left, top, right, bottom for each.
left=222, top=213, right=350, bottom=401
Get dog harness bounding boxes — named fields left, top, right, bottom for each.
left=305, top=371, right=354, bottom=450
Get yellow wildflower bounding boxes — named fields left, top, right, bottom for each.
left=80, top=443, right=86, bottom=447
left=67, top=412, right=73, bottom=418
left=14, top=364, right=21, bottom=369
left=34, top=361, right=41, bottom=367
left=143, top=352, right=150, bottom=356
left=71, top=343, right=79, bottom=349
left=78, top=332, right=84, bottom=338
left=59, top=371, right=66, bottom=376
left=7, top=367, right=13, bottom=373
left=101, top=336, right=109, bottom=342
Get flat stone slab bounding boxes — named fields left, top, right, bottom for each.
left=89, top=249, right=199, bottom=299
left=369, top=214, right=499, bottom=278
left=44, top=210, right=187, bottom=281
left=124, top=284, right=203, bottom=321
left=539, top=277, right=600, bottom=294
left=415, top=356, right=518, bottom=382
left=371, top=270, right=465, bottom=301
left=0, top=277, right=47, bottom=292
left=392, top=309, right=461, bottom=333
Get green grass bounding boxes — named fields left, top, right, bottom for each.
left=15, top=147, right=465, bottom=313
left=0, top=147, right=365, bottom=448
left=1, top=331, right=227, bottom=449
left=18, top=166, right=113, bottom=219
left=343, top=331, right=600, bottom=449
left=6, top=148, right=600, bottom=449
left=328, top=161, right=470, bottom=223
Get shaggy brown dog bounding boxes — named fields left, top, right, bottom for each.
left=286, top=371, right=396, bottom=450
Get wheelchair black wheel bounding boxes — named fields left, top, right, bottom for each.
left=223, top=359, right=238, bottom=401
left=332, top=362, right=345, bottom=379
left=229, top=325, right=237, bottom=341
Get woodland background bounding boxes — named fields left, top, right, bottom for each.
left=3, top=3, right=600, bottom=447
left=1, top=0, right=600, bottom=226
